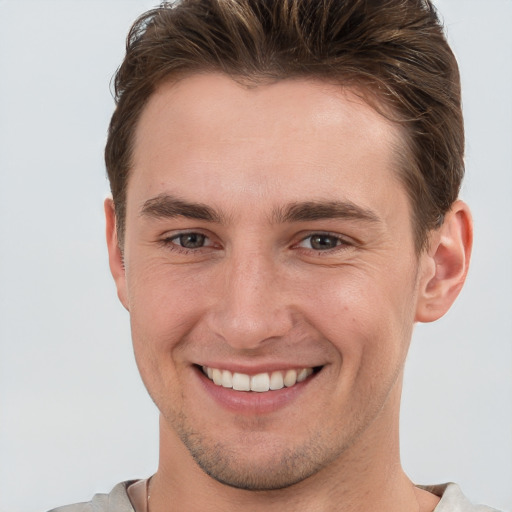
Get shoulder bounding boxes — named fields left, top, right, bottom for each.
left=420, top=483, right=504, bottom=512
left=47, top=481, right=135, bottom=512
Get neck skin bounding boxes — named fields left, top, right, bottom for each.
left=147, top=377, right=440, bottom=512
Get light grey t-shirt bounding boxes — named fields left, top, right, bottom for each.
left=48, top=481, right=502, bottom=512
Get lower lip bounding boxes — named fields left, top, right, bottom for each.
left=195, top=367, right=318, bottom=415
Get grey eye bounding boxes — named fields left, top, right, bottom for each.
left=176, top=233, right=206, bottom=249
left=308, top=234, right=340, bottom=250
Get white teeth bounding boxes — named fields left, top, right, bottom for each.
left=269, top=371, right=284, bottom=390
left=221, top=370, right=232, bottom=388
left=284, top=369, right=297, bottom=387
left=212, top=368, right=222, bottom=385
left=232, top=372, right=251, bottom=391
left=202, top=366, right=316, bottom=392
left=297, top=368, right=312, bottom=382
left=251, top=373, right=270, bottom=392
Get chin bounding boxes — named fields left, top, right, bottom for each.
left=176, top=424, right=340, bottom=491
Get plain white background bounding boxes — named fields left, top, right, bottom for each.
left=0, top=1, right=510, bottom=511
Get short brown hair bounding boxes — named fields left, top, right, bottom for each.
left=105, top=0, right=464, bottom=251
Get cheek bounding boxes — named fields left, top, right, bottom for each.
left=125, top=260, right=206, bottom=390
left=298, top=265, right=417, bottom=369
left=126, top=257, right=206, bottom=331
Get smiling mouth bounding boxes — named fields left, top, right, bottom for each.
left=201, top=366, right=321, bottom=393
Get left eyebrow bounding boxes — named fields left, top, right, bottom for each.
left=272, top=200, right=381, bottom=224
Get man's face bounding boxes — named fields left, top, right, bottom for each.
left=112, top=74, right=431, bottom=489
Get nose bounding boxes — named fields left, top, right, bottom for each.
left=205, top=249, right=294, bottom=350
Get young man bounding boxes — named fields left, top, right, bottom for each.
left=53, top=1, right=498, bottom=511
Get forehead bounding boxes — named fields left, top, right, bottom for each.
left=129, top=73, right=406, bottom=216
left=134, top=73, right=398, bottom=153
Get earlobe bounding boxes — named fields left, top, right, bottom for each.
left=415, top=200, right=473, bottom=323
left=104, top=198, right=129, bottom=311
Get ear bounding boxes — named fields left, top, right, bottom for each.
left=105, top=198, right=129, bottom=311
left=415, top=200, right=473, bottom=323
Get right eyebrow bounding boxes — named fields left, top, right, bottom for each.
left=140, top=193, right=223, bottom=223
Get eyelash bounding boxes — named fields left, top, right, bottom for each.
left=160, top=231, right=353, bottom=255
